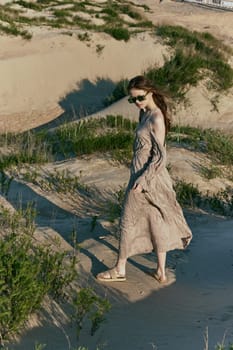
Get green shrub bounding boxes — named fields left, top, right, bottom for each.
left=101, top=7, right=118, bottom=18
left=28, top=169, right=90, bottom=194
left=0, top=131, right=52, bottom=170
left=174, top=181, right=201, bottom=207
left=104, top=26, right=130, bottom=41
left=0, top=171, right=13, bottom=196
left=145, top=49, right=205, bottom=99
left=156, top=25, right=233, bottom=93
left=0, top=205, right=77, bottom=344
left=104, top=25, right=233, bottom=105
left=120, top=4, right=142, bottom=20
left=168, top=126, right=233, bottom=166
left=15, top=0, right=42, bottom=10
left=44, top=116, right=135, bottom=160
left=72, top=287, right=111, bottom=338
left=174, top=180, right=233, bottom=216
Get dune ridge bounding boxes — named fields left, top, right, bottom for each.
left=0, top=1, right=233, bottom=349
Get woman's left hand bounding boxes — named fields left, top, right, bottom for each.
left=133, top=183, right=143, bottom=193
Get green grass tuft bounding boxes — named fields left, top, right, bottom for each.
left=156, top=25, right=233, bottom=93
left=104, top=26, right=130, bottom=41
left=174, top=180, right=233, bottom=216
left=0, top=204, right=77, bottom=343
left=168, top=125, right=233, bottom=166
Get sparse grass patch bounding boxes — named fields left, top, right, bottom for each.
left=105, top=187, right=125, bottom=222
left=174, top=180, right=201, bottom=208
left=156, top=25, right=232, bottom=57
left=145, top=49, right=205, bottom=99
left=168, top=126, right=233, bottom=166
left=77, top=31, right=91, bottom=41
left=0, top=116, right=136, bottom=171
left=43, top=115, right=135, bottom=161
left=174, top=180, right=233, bottom=216
left=0, top=131, right=52, bottom=171
left=199, top=164, right=222, bottom=179
left=0, top=5, right=32, bottom=39
left=155, top=25, right=233, bottom=93
left=0, top=202, right=111, bottom=347
left=104, top=26, right=130, bottom=41
left=104, top=25, right=233, bottom=105
left=0, top=204, right=77, bottom=345
left=53, top=9, right=70, bottom=18
left=0, top=0, right=153, bottom=40
left=103, top=79, right=129, bottom=107
left=72, top=287, right=111, bottom=338
left=26, top=169, right=90, bottom=194
left=0, top=22, right=32, bottom=39
left=15, top=0, right=43, bottom=11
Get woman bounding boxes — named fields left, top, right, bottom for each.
left=97, top=75, right=192, bottom=284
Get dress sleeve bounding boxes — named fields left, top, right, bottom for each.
left=135, top=120, right=166, bottom=192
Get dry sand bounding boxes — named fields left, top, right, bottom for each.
left=3, top=153, right=233, bottom=350
left=0, top=0, right=233, bottom=133
left=0, top=0, right=233, bottom=349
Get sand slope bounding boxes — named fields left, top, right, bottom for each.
left=0, top=1, right=233, bottom=349
left=2, top=151, right=233, bottom=350
left=0, top=0, right=233, bottom=133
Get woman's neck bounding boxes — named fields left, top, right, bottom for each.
left=146, top=100, right=158, bottom=112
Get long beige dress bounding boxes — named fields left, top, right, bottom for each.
left=119, top=109, right=192, bottom=259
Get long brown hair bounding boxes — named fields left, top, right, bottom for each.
left=127, top=75, right=171, bottom=134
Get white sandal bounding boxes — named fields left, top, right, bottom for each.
left=96, top=268, right=126, bottom=282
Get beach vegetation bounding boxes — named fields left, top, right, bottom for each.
left=0, top=0, right=154, bottom=40
left=96, top=43, right=104, bottom=55
left=0, top=203, right=110, bottom=347
left=174, top=180, right=233, bottom=216
left=103, top=79, right=129, bottom=106
left=53, top=9, right=70, bottom=18
left=105, top=186, right=125, bottom=222
left=21, top=168, right=90, bottom=195
left=168, top=125, right=233, bottom=166
left=0, top=130, right=52, bottom=171
left=77, top=31, right=91, bottom=42
left=41, top=115, right=136, bottom=161
left=0, top=115, right=232, bottom=217
left=15, top=0, right=42, bottom=11
left=155, top=25, right=233, bottom=93
left=103, top=25, right=233, bottom=105
left=0, top=204, right=77, bottom=345
left=0, top=117, right=232, bottom=172
left=199, top=164, right=222, bottom=179
left=72, top=287, right=111, bottom=338
left=104, top=26, right=130, bottom=41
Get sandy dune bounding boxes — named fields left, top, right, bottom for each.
left=2, top=152, right=233, bottom=350
left=0, top=32, right=167, bottom=132
left=0, top=0, right=233, bottom=349
left=0, top=0, right=233, bottom=133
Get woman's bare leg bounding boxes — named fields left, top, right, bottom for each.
left=156, top=251, right=167, bottom=282
left=115, top=257, right=127, bottom=276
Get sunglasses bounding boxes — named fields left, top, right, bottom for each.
left=128, top=92, right=149, bottom=104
